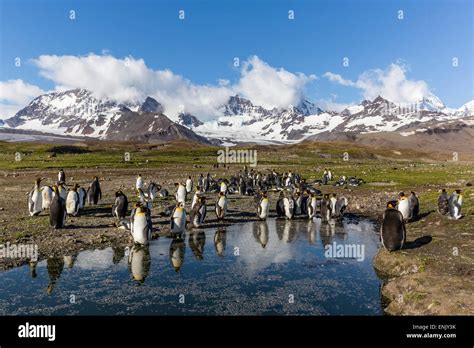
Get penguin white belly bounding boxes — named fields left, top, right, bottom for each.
left=283, top=198, right=293, bottom=219
left=191, top=194, right=199, bottom=209
left=66, top=192, right=78, bottom=215
left=30, top=189, right=42, bottom=216
left=217, top=197, right=227, bottom=217
left=132, top=215, right=149, bottom=245
left=172, top=210, right=186, bottom=232
left=186, top=180, right=192, bottom=193
left=220, top=183, right=227, bottom=193
left=309, top=198, right=317, bottom=219
left=330, top=198, right=337, bottom=215
left=41, top=187, right=52, bottom=210
left=259, top=199, right=269, bottom=219
left=177, top=187, right=186, bottom=204
left=398, top=199, right=411, bottom=220
left=136, top=178, right=143, bottom=190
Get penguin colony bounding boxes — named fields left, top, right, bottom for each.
left=28, top=169, right=464, bottom=253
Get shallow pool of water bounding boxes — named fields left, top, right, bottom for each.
left=0, top=216, right=383, bottom=315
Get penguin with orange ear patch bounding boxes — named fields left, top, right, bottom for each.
left=381, top=201, right=406, bottom=251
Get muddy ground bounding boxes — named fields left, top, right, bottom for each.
left=0, top=165, right=472, bottom=315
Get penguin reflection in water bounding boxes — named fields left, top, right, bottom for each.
left=214, top=228, right=227, bottom=257
left=28, top=178, right=44, bottom=216
left=381, top=201, right=406, bottom=252
left=170, top=234, right=186, bottom=272
left=130, top=202, right=152, bottom=245
left=128, top=244, right=151, bottom=284
left=253, top=221, right=269, bottom=248
left=50, top=185, right=67, bottom=229
left=46, top=257, right=65, bottom=295
left=188, top=230, right=206, bottom=261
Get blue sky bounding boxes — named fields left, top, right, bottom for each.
left=0, top=0, right=472, bottom=118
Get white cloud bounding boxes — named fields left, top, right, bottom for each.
left=0, top=79, right=45, bottom=119
left=324, top=63, right=431, bottom=105
left=31, top=54, right=317, bottom=120
left=236, top=56, right=317, bottom=109
left=322, top=72, right=354, bottom=87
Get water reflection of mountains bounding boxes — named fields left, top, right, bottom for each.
left=28, top=217, right=365, bottom=288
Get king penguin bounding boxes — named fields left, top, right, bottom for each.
left=215, top=192, right=227, bottom=221
left=50, top=185, right=67, bottom=229
left=58, top=169, right=66, bottom=184
left=66, top=184, right=80, bottom=217
left=130, top=202, right=152, bottom=245
left=28, top=178, right=43, bottom=216
left=381, top=201, right=406, bottom=251
left=175, top=182, right=187, bottom=205
left=257, top=192, right=270, bottom=220
left=185, top=176, right=193, bottom=193
left=170, top=202, right=187, bottom=233
left=87, top=176, right=102, bottom=205
left=397, top=192, right=411, bottom=221
left=409, top=191, right=419, bottom=220
left=41, top=185, right=53, bottom=211
left=283, top=192, right=294, bottom=220
left=448, top=189, right=463, bottom=219
left=437, top=189, right=449, bottom=215
left=190, top=196, right=206, bottom=228
left=113, top=190, right=128, bottom=219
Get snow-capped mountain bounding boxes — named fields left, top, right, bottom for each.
left=3, top=88, right=472, bottom=145
left=187, top=94, right=471, bottom=143
left=4, top=89, right=211, bottom=144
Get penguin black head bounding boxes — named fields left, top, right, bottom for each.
left=455, top=189, right=462, bottom=194
left=174, top=182, right=179, bottom=187
left=398, top=192, right=405, bottom=197
left=410, top=191, right=416, bottom=196
left=115, top=190, right=123, bottom=197
left=219, top=192, right=225, bottom=197
left=441, top=188, right=446, bottom=193
left=332, top=193, right=337, bottom=198
left=199, top=196, right=206, bottom=204
left=323, top=194, right=329, bottom=199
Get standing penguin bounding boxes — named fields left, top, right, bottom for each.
left=113, top=190, right=128, bottom=219
left=276, top=191, right=286, bottom=217
left=50, top=185, right=67, bottom=229
left=190, top=196, right=206, bottom=228
left=135, top=174, right=143, bottom=191
left=220, top=180, right=228, bottom=195
left=257, top=192, right=270, bottom=221
left=283, top=193, right=294, bottom=220
left=437, top=189, right=449, bottom=215
left=308, top=194, right=318, bottom=220
left=170, top=202, right=187, bottom=233
left=28, top=178, right=43, bottom=216
left=57, top=182, right=67, bottom=201
left=41, top=185, right=53, bottom=211
left=87, top=176, right=102, bottom=205
left=334, top=196, right=348, bottom=220
left=78, top=186, right=87, bottom=209
left=320, top=194, right=331, bottom=222
left=147, top=182, right=160, bottom=201
left=191, top=186, right=202, bottom=210
left=185, top=176, right=193, bottom=193
left=58, top=169, right=66, bottom=184
left=448, top=190, right=463, bottom=219
left=175, top=182, right=187, bottom=204
left=215, top=192, right=227, bottom=221
left=130, top=202, right=152, bottom=245
left=329, top=194, right=338, bottom=218
left=66, top=184, right=80, bottom=217
left=381, top=201, right=406, bottom=251
left=397, top=192, right=411, bottom=221
left=409, top=191, right=419, bottom=220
